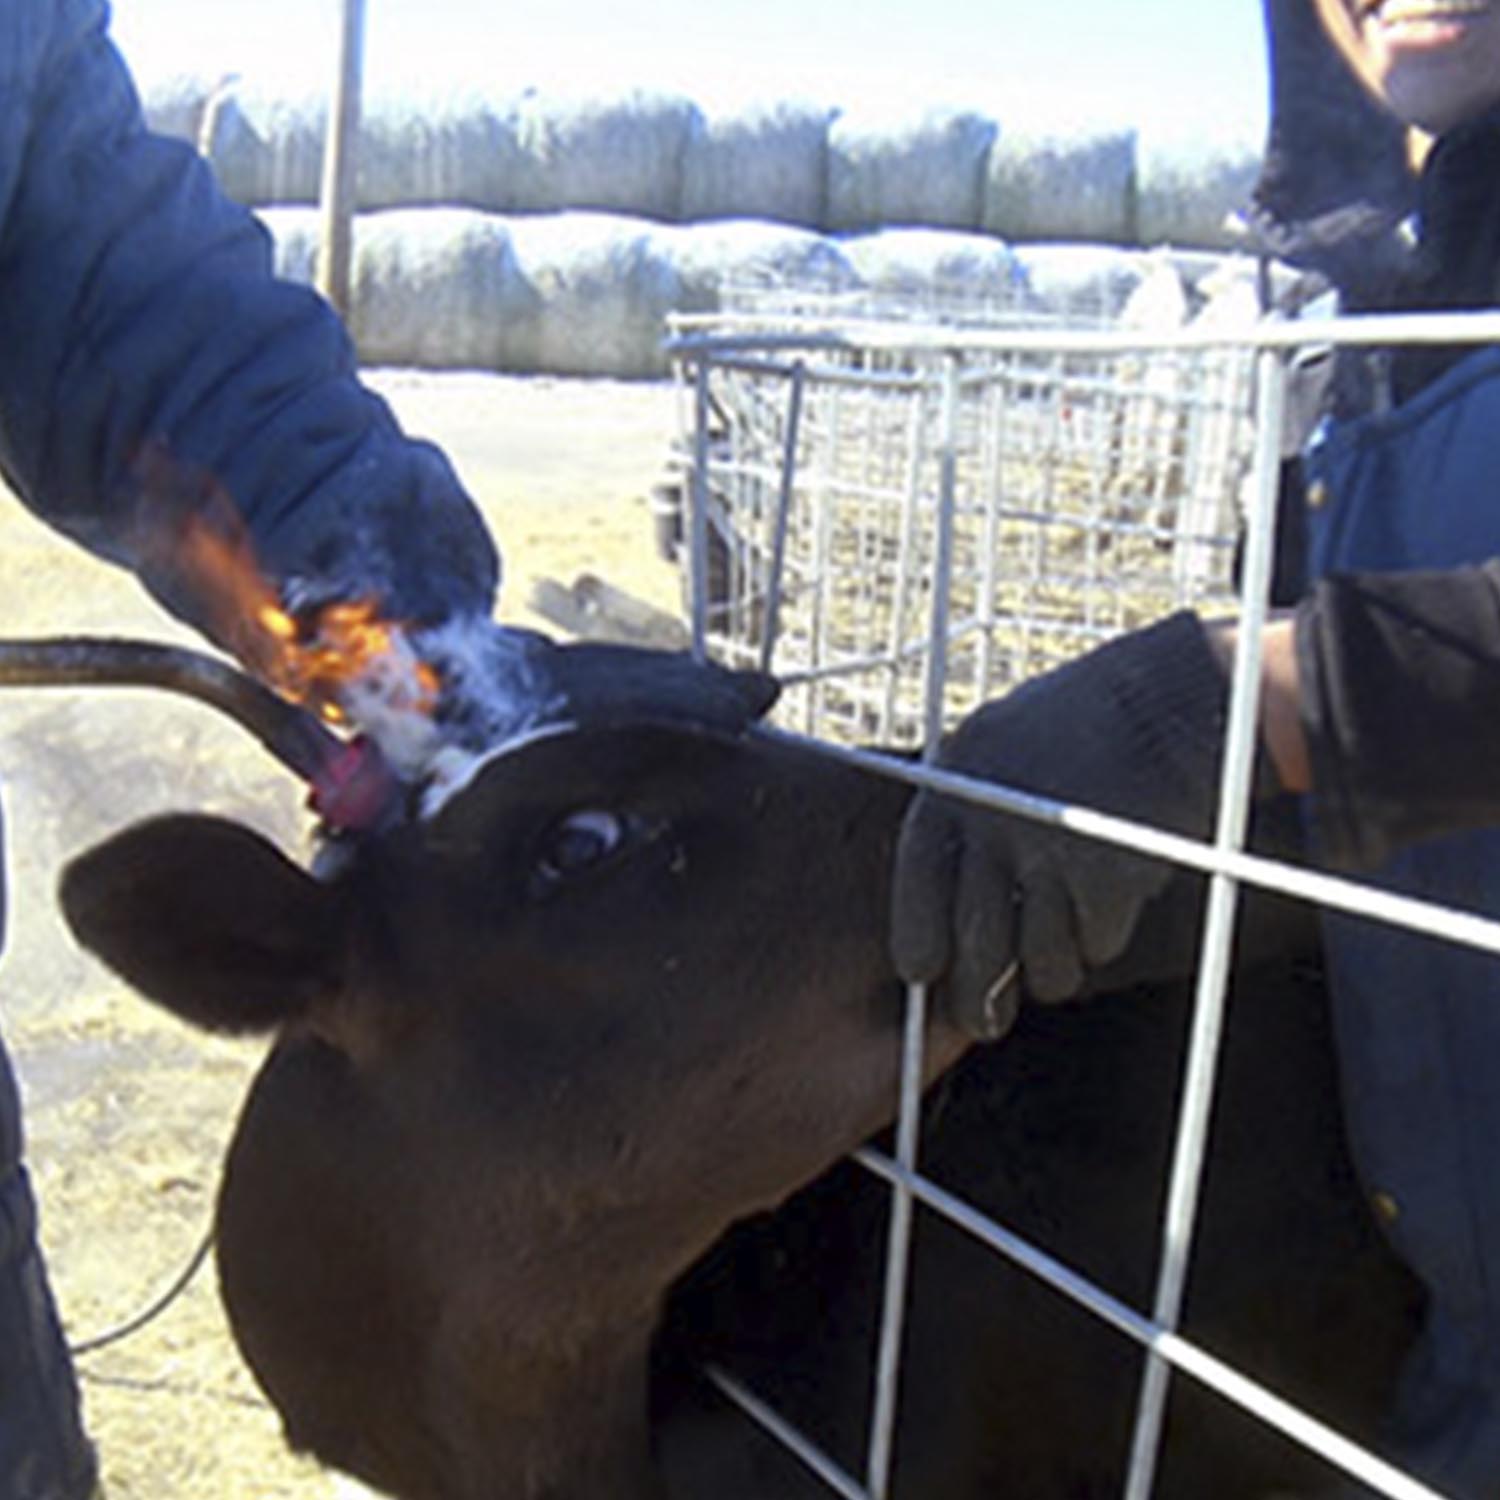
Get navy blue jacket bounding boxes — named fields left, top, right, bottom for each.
left=0, top=0, right=499, bottom=648
left=1251, top=3, right=1500, bottom=867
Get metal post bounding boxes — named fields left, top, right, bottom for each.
left=317, top=0, right=367, bottom=321
left=689, top=359, right=713, bottom=661
left=865, top=351, right=963, bottom=1500
left=759, top=360, right=807, bottom=675
left=1121, top=344, right=1289, bottom=1500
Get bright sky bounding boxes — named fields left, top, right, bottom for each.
left=108, top=0, right=1270, bottom=145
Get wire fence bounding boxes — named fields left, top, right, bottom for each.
left=665, top=301, right=1500, bottom=1500
left=663, top=297, right=1255, bottom=747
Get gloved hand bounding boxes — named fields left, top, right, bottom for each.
left=890, top=612, right=1233, bottom=1040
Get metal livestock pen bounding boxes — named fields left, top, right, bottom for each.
left=665, top=292, right=1500, bottom=1500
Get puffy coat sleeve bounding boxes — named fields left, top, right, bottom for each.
left=0, top=0, right=499, bottom=649
left=1297, top=560, right=1500, bottom=868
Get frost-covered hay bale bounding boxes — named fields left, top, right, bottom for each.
left=256, top=204, right=318, bottom=283
left=511, top=90, right=699, bottom=221
left=983, top=126, right=1136, bottom=245
left=347, top=210, right=532, bottom=369
left=202, top=81, right=327, bottom=205
left=1010, top=242, right=1151, bottom=320
left=1112, top=253, right=1192, bottom=510
left=140, top=74, right=216, bottom=147
left=508, top=213, right=683, bottom=377
left=205, top=81, right=537, bottom=213
left=257, top=206, right=533, bottom=370
left=658, top=219, right=858, bottom=315
left=826, top=106, right=996, bottom=233
left=680, top=101, right=833, bottom=227
left=358, top=88, right=528, bottom=212
left=1136, top=134, right=1261, bottom=249
left=840, top=228, right=1023, bottom=315
left=1118, top=250, right=1190, bottom=331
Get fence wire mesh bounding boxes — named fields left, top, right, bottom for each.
left=665, top=296, right=1500, bottom=1500
left=663, top=289, right=1256, bottom=747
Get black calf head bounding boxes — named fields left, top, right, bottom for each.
left=59, top=660, right=958, bottom=1500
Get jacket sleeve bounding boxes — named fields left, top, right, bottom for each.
left=0, top=0, right=499, bottom=651
left=1297, top=559, right=1500, bottom=868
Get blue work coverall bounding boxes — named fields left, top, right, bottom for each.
left=0, top=4, right=498, bottom=1493
left=1251, top=3, right=1500, bottom=1484
left=1306, top=346, right=1500, bottom=1495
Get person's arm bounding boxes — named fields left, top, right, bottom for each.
left=0, top=0, right=498, bottom=652
left=1205, top=614, right=1309, bottom=793
left=1291, top=560, right=1500, bottom=868
left=1213, top=560, right=1500, bottom=868
left=890, top=559, right=1500, bottom=1040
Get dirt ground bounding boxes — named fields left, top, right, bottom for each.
left=1, top=372, right=688, bottom=1498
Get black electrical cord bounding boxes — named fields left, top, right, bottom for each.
left=69, top=1226, right=216, bottom=1357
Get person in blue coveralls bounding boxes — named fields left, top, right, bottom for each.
left=893, top=1, right=1500, bottom=1494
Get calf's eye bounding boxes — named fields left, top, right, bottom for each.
left=533, top=808, right=626, bottom=887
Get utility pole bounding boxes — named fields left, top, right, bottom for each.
left=316, top=0, right=366, bottom=320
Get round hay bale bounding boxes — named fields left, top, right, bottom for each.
left=1135, top=133, right=1261, bottom=250
left=256, top=206, right=534, bottom=371
left=839, top=227, right=1023, bottom=315
left=657, top=219, right=859, bottom=314
left=349, top=209, right=533, bottom=370
left=357, top=87, right=528, bottom=212
left=1009, top=242, right=1152, bottom=321
left=207, top=81, right=536, bottom=214
left=202, top=80, right=325, bottom=205
left=255, top=203, right=319, bottom=283
left=826, top=105, right=997, bottom=233
left=508, top=212, right=683, bottom=377
left=982, top=125, right=1137, bottom=245
left=139, top=73, right=216, bottom=147
left=680, top=101, right=833, bottom=227
left=511, top=89, right=699, bottom=221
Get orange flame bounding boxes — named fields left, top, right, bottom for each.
left=278, top=598, right=441, bottom=725
left=141, top=462, right=439, bottom=726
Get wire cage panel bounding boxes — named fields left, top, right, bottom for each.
left=668, top=319, right=1256, bottom=748
left=662, top=302, right=1500, bottom=1500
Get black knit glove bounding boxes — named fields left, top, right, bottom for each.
left=890, top=613, right=1231, bottom=1040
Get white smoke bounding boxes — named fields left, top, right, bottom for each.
left=339, top=617, right=565, bottom=818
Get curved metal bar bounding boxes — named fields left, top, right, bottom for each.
left=0, top=636, right=345, bottom=786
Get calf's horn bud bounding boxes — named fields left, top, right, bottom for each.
left=0, top=637, right=402, bottom=832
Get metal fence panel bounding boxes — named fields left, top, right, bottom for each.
left=664, top=298, right=1500, bottom=1500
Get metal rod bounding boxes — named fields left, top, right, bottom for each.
left=0, top=637, right=343, bottom=784
left=759, top=360, right=806, bottom=674
left=705, top=1366, right=869, bottom=1500
left=806, top=382, right=839, bottom=736
left=865, top=353, right=962, bottom=1500
left=665, top=306, right=1500, bottom=358
left=1121, top=345, right=1290, bottom=1500
left=753, top=725, right=1500, bottom=960
left=316, top=0, right=367, bottom=319
left=973, top=379, right=1004, bottom=697
left=689, top=359, right=713, bottom=660
left=865, top=978, right=927, bottom=1500
left=879, top=381, right=929, bottom=742
left=855, top=1151, right=1448, bottom=1500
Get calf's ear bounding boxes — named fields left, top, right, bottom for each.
left=60, top=814, right=347, bottom=1036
